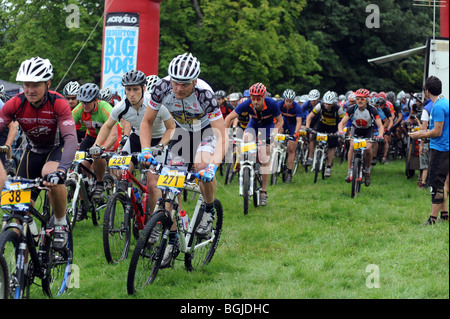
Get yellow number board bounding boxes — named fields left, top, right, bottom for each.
left=298, top=130, right=307, bottom=136
left=240, top=142, right=256, bottom=153
left=1, top=183, right=31, bottom=208
left=274, top=134, right=285, bottom=141
left=108, top=155, right=132, bottom=169
left=353, top=139, right=367, bottom=150
left=157, top=171, right=186, bottom=189
left=316, top=134, right=328, bottom=142
left=73, top=151, right=85, bottom=162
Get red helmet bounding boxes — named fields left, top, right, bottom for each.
left=249, top=83, right=267, bottom=97
left=355, top=88, right=370, bottom=98
left=377, top=91, right=386, bottom=99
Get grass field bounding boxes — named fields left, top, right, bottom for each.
left=25, top=157, right=449, bottom=300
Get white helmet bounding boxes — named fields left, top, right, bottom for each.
left=99, top=87, right=112, bottom=102
left=228, top=93, right=240, bottom=102
left=146, top=75, right=160, bottom=92
left=322, top=91, right=337, bottom=104
left=283, top=89, right=296, bottom=100
left=168, top=53, right=201, bottom=83
left=16, top=57, right=53, bottom=82
left=63, top=81, right=80, bottom=96
left=308, top=89, right=320, bottom=101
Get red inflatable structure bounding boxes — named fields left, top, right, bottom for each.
left=101, top=0, right=163, bottom=95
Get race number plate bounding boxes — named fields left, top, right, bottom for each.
left=73, top=151, right=85, bottom=163
left=353, top=139, right=367, bottom=150
left=298, top=129, right=307, bottom=136
left=157, top=170, right=186, bottom=189
left=241, top=142, right=257, bottom=153
left=108, top=155, right=132, bottom=169
left=274, top=134, right=285, bottom=141
left=1, top=183, right=32, bottom=210
left=316, top=133, right=328, bottom=142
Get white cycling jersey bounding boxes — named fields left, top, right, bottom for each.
left=148, top=76, right=222, bottom=132
left=110, top=93, right=171, bottom=138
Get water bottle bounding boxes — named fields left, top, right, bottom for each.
left=180, top=210, right=189, bottom=231
left=133, top=187, right=141, bottom=204
left=29, top=219, right=39, bottom=243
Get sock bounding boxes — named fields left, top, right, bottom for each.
left=440, top=211, right=448, bottom=220
left=168, top=231, right=178, bottom=245
left=287, top=169, right=292, bottom=174
left=54, top=216, right=67, bottom=226
left=204, top=202, right=215, bottom=215
left=97, top=181, right=104, bottom=186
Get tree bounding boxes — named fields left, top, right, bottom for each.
left=0, top=0, right=103, bottom=90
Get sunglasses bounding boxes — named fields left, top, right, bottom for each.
left=66, top=96, right=78, bottom=100
left=171, top=79, right=194, bottom=88
left=355, top=97, right=366, bottom=100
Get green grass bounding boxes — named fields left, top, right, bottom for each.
left=19, top=158, right=450, bottom=299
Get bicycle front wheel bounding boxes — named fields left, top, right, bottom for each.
left=0, top=255, right=8, bottom=299
left=351, top=157, right=361, bottom=198
left=0, top=229, right=22, bottom=299
left=65, top=178, right=79, bottom=230
left=242, top=167, right=250, bottom=215
left=42, top=216, right=74, bottom=298
left=103, top=192, right=132, bottom=264
left=127, top=210, right=168, bottom=295
left=185, top=198, right=223, bottom=271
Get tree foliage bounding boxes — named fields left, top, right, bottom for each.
left=0, top=0, right=438, bottom=95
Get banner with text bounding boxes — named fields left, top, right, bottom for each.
left=102, top=12, right=139, bottom=98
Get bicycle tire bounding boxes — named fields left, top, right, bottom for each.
left=0, top=255, right=8, bottom=299
left=351, top=157, right=361, bottom=198
left=243, top=167, right=250, bottom=215
left=0, top=230, right=22, bottom=299
left=270, top=152, right=279, bottom=185
left=253, top=166, right=261, bottom=208
left=127, top=210, right=168, bottom=295
left=65, top=179, right=79, bottom=230
left=42, top=216, right=74, bottom=298
left=103, top=192, right=131, bottom=264
left=224, top=163, right=233, bottom=185
left=292, top=144, right=302, bottom=175
left=314, top=150, right=322, bottom=184
left=185, top=198, right=223, bottom=271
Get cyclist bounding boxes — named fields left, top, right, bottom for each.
left=0, top=84, right=6, bottom=106
left=91, top=70, right=175, bottom=213
left=63, top=81, right=86, bottom=143
left=278, top=88, right=302, bottom=182
left=225, top=82, right=284, bottom=204
left=216, top=90, right=234, bottom=120
left=139, top=53, right=225, bottom=267
left=300, top=89, right=321, bottom=131
left=338, top=88, right=384, bottom=185
left=373, top=94, right=393, bottom=165
left=72, top=83, right=120, bottom=199
left=0, top=57, right=78, bottom=250
left=305, top=91, right=344, bottom=177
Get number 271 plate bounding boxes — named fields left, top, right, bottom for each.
left=157, top=171, right=185, bottom=188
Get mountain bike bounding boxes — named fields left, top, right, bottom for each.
left=103, top=153, right=151, bottom=264
left=0, top=177, right=73, bottom=299
left=65, top=151, right=115, bottom=229
left=292, top=129, right=308, bottom=175
left=269, top=133, right=289, bottom=185
left=236, top=138, right=263, bottom=215
left=349, top=137, right=381, bottom=198
left=309, top=131, right=337, bottom=183
left=224, top=136, right=240, bottom=185
left=127, top=162, right=223, bottom=295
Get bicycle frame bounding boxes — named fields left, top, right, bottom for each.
left=311, top=133, right=329, bottom=173
left=236, top=139, right=258, bottom=198
left=270, top=134, right=288, bottom=175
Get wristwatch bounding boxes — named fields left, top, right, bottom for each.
left=157, top=142, right=164, bottom=149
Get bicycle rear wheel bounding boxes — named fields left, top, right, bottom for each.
left=242, top=167, right=250, bottom=215
left=103, top=192, right=132, bottom=264
left=185, top=198, right=223, bottom=271
left=314, top=150, right=322, bottom=183
left=0, top=229, right=22, bottom=299
left=91, top=174, right=115, bottom=226
left=127, top=210, right=168, bottom=295
left=42, top=216, right=74, bottom=298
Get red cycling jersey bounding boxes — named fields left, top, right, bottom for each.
left=0, top=91, right=78, bottom=172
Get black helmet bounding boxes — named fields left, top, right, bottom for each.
left=77, top=83, right=99, bottom=103
left=121, top=70, right=146, bottom=86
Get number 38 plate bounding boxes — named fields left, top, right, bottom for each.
left=1, top=184, right=32, bottom=210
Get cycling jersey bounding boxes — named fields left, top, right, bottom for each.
left=72, top=100, right=113, bottom=138
left=220, top=101, right=234, bottom=119
left=300, top=99, right=322, bottom=123
left=110, top=93, right=171, bottom=138
left=311, top=103, right=345, bottom=127
left=345, top=104, right=380, bottom=129
left=0, top=91, right=77, bottom=172
left=148, top=76, right=222, bottom=132
left=278, top=100, right=302, bottom=125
